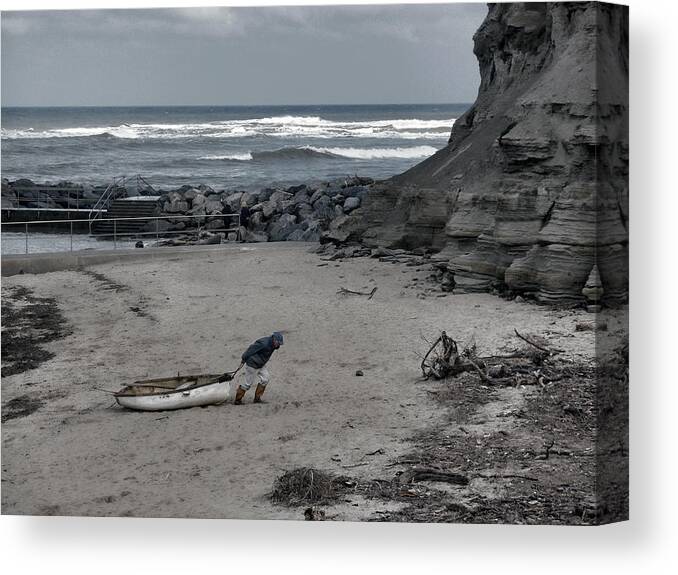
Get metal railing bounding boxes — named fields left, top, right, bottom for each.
left=3, top=175, right=157, bottom=214
left=2, top=213, right=241, bottom=255
left=87, top=174, right=157, bottom=230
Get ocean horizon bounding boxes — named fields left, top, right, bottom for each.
left=1, top=103, right=469, bottom=191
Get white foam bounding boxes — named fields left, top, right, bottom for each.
left=197, top=152, right=253, bottom=161
left=307, top=145, right=439, bottom=160
left=2, top=114, right=455, bottom=141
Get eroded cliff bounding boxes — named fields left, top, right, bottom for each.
left=343, top=2, right=628, bottom=304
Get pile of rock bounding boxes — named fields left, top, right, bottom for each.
left=155, top=176, right=373, bottom=243
left=312, top=243, right=434, bottom=266
left=1, top=179, right=106, bottom=209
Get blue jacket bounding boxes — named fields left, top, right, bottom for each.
left=242, top=336, right=277, bottom=369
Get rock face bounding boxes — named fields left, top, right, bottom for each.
left=352, top=2, right=628, bottom=304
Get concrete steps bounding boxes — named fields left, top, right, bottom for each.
left=91, top=199, right=159, bottom=237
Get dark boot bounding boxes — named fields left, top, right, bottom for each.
left=253, top=383, right=266, bottom=403
left=234, top=386, right=247, bottom=405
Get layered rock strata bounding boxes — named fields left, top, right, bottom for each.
left=343, top=2, right=628, bottom=304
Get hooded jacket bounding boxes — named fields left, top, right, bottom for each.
left=241, top=336, right=277, bottom=369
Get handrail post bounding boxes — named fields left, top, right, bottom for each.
left=70, top=221, right=74, bottom=252
left=156, top=217, right=159, bottom=243
left=25, top=222, right=28, bottom=254
left=114, top=219, right=117, bottom=249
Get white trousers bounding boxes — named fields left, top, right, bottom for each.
left=241, top=364, right=270, bottom=391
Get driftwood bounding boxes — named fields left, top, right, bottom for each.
left=337, top=286, right=378, bottom=299
left=397, top=467, right=469, bottom=486
left=514, top=329, right=563, bottom=354
left=420, top=328, right=565, bottom=385
left=421, top=331, right=461, bottom=379
left=476, top=473, right=539, bottom=482
left=464, top=356, right=490, bottom=384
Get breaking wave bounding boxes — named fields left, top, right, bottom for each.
left=2, top=115, right=454, bottom=141
left=199, top=145, right=438, bottom=162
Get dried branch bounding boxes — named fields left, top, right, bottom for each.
left=337, top=286, right=378, bottom=299
left=464, top=356, right=489, bottom=384
left=513, top=329, right=564, bottom=355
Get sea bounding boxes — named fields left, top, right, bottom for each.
left=1, top=104, right=468, bottom=190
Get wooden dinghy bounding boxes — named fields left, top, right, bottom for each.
left=115, top=373, right=232, bottom=411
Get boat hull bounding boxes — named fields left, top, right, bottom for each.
left=115, top=376, right=231, bottom=411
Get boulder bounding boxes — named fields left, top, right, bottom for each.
left=342, top=186, right=369, bottom=199
left=205, top=218, right=224, bottom=231
left=197, top=184, right=215, bottom=194
left=243, top=230, right=269, bottom=242
left=239, top=191, right=257, bottom=208
left=309, top=188, right=325, bottom=205
left=341, top=175, right=374, bottom=187
left=268, top=213, right=300, bottom=241
left=297, top=203, right=314, bottom=221
left=312, top=195, right=335, bottom=221
left=188, top=204, right=207, bottom=225
left=343, top=197, right=361, bottom=212
left=287, top=222, right=321, bottom=242
left=191, top=193, right=206, bottom=207
left=286, top=229, right=306, bottom=241
left=250, top=211, right=267, bottom=229
left=262, top=200, right=278, bottom=219
left=205, top=198, right=223, bottom=213
left=184, top=188, right=200, bottom=201
left=301, top=220, right=321, bottom=242
left=320, top=213, right=368, bottom=245
left=258, top=188, right=277, bottom=203
left=291, top=189, right=312, bottom=206
left=162, top=200, right=188, bottom=214
left=163, top=191, right=189, bottom=214
left=269, top=190, right=293, bottom=206
left=281, top=200, right=297, bottom=215
left=286, top=184, right=307, bottom=195
left=223, top=192, right=244, bottom=213
left=325, top=184, right=344, bottom=197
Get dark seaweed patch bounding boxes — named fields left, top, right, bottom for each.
left=2, top=395, right=45, bottom=422
left=1, top=285, right=71, bottom=377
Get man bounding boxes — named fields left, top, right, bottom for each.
left=237, top=206, right=251, bottom=242
left=235, top=331, right=284, bottom=405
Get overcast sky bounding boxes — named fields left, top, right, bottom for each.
left=1, top=3, right=486, bottom=107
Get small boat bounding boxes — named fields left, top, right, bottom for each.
left=115, top=373, right=232, bottom=411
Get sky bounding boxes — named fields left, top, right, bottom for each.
left=0, top=3, right=487, bottom=107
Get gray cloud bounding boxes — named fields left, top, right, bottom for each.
left=1, top=3, right=487, bottom=106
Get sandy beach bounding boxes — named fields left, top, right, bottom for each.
left=1, top=242, right=624, bottom=520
